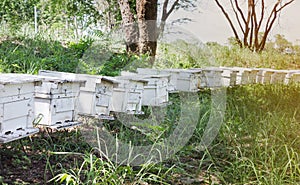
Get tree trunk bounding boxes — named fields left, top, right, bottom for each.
left=118, top=0, right=139, bottom=53
left=136, top=0, right=157, bottom=64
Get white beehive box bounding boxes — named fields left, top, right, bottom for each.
left=270, top=70, right=287, bottom=84
left=111, top=76, right=147, bottom=114
left=249, top=69, right=259, bottom=84
left=233, top=67, right=253, bottom=85
left=281, top=70, right=300, bottom=84
left=258, top=69, right=274, bottom=84
left=201, top=67, right=223, bottom=88
left=176, top=69, right=202, bottom=91
left=287, top=71, right=300, bottom=83
left=159, top=69, right=182, bottom=92
left=35, top=74, right=85, bottom=129
left=256, top=69, right=264, bottom=83
left=219, top=67, right=239, bottom=86
left=0, top=74, right=41, bottom=143
left=137, top=68, right=178, bottom=92
left=137, top=74, right=169, bottom=106
left=39, top=70, right=118, bottom=120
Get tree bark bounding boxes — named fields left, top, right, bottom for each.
left=118, top=0, right=139, bottom=53
left=136, top=0, right=158, bottom=64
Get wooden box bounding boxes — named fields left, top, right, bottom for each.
left=233, top=67, right=253, bottom=85
left=137, top=68, right=178, bottom=92
left=270, top=71, right=287, bottom=84
left=112, top=76, right=147, bottom=114
left=175, top=69, right=202, bottom=91
left=258, top=69, right=274, bottom=84
left=137, top=74, right=169, bottom=106
left=38, top=70, right=118, bottom=120
left=219, top=67, right=239, bottom=86
left=0, top=74, right=41, bottom=143
left=201, top=68, right=223, bottom=88
left=35, top=74, right=85, bottom=129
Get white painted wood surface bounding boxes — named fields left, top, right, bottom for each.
left=34, top=75, right=84, bottom=127
left=0, top=74, right=41, bottom=143
left=38, top=70, right=118, bottom=119
left=112, top=76, right=147, bottom=114
left=124, top=73, right=169, bottom=106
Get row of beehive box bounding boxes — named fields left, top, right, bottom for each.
left=2, top=67, right=300, bottom=143
left=0, top=71, right=171, bottom=143
left=137, top=67, right=300, bottom=89
left=0, top=73, right=87, bottom=143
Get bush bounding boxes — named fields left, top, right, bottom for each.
left=0, top=36, right=91, bottom=74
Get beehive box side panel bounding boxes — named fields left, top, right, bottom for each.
left=1, top=83, right=35, bottom=97
left=262, top=72, right=273, bottom=84
left=95, top=106, right=110, bottom=116
left=77, top=91, right=96, bottom=115
left=76, top=75, right=100, bottom=92
left=52, top=82, right=81, bottom=95
left=128, top=91, right=142, bottom=104
left=290, top=73, right=300, bottom=82
left=176, top=78, right=192, bottom=91
left=96, top=94, right=110, bottom=107
left=3, top=99, right=31, bottom=121
left=51, top=112, right=74, bottom=124
left=142, top=87, right=156, bottom=106
left=34, top=98, right=52, bottom=125
left=54, top=98, right=76, bottom=113
left=1, top=116, right=29, bottom=133
left=111, top=89, right=127, bottom=112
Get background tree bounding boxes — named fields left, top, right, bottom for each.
left=273, top=34, right=292, bottom=53
left=0, top=0, right=39, bottom=29
left=0, top=0, right=101, bottom=37
left=118, top=0, right=198, bottom=64
left=214, top=0, right=294, bottom=52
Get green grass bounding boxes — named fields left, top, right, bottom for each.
left=0, top=80, right=299, bottom=185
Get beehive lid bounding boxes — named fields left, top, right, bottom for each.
left=219, top=67, right=240, bottom=72
left=37, top=75, right=85, bottom=84
left=202, top=67, right=223, bottom=72
left=137, top=68, right=160, bottom=75
left=38, top=70, right=86, bottom=85
left=101, top=76, right=121, bottom=84
left=142, top=74, right=170, bottom=79
left=0, top=73, right=42, bottom=85
left=161, top=68, right=183, bottom=73
left=115, top=75, right=149, bottom=83
left=183, top=68, right=203, bottom=73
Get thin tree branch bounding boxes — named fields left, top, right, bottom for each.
left=234, top=0, right=247, bottom=24
left=165, top=0, right=180, bottom=21
left=214, top=0, right=242, bottom=47
left=257, top=0, right=264, bottom=32
left=230, top=0, right=245, bottom=34
left=276, top=0, right=294, bottom=12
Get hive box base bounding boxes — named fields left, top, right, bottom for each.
left=44, top=121, right=83, bottom=130
left=0, top=128, right=39, bottom=144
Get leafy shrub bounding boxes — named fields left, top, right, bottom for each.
left=0, top=36, right=91, bottom=74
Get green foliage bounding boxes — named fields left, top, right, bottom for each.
left=155, top=40, right=214, bottom=69
left=0, top=36, right=88, bottom=74
left=207, top=41, right=300, bottom=69
left=50, top=152, right=171, bottom=185
left=0, top=0, right=39, bottom=28
left=189, top=84, right=300, bottom=184
left=98, top=53, right=151, bottom=76
left=0, top=0, right=101, bottom=31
